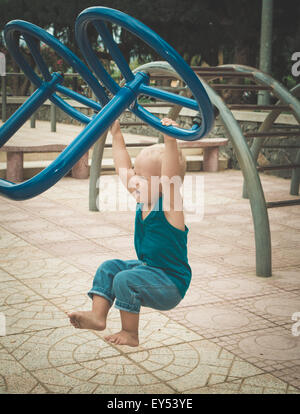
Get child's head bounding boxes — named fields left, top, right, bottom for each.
left=130, top=143, right=186, bottom=205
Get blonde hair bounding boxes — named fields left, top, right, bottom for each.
left=138, top=143, right=187, bottom=182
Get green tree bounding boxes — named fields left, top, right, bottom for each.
left=0, top=0, right=299, bottom=93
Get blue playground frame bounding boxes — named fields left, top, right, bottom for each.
left=0, top=6, right=214, bottom=201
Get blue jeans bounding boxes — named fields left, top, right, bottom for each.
left=88, top=259, right=182, bottom=314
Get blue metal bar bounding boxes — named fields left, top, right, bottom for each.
left=22, top=33, right=52, bottom=81
left=75, top=21, right=120, bottom=95
left=139, top=84, right=199, bottom=111
left=130, top=104, right=198, bottom=141
left=55, top=84, right=102, bottom=111
left=93, top=20, right=134, bottom=83
left=75, top=7, right=214, bottom=140
left=4, top=20, right=109, bottom=105
left=49, top=93, right=92, bottom=124
left=0, top=72, right=148, bottom=201
left=0, top=73, right=63, bottom=148
left=132, top=85, right=213, bottom=140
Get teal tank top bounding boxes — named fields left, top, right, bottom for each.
left=134, top=194, right=192, bottom=298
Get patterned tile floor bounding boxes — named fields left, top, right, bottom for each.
left=0, top=169, right=300, bottom=394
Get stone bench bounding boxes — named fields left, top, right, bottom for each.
left=178, top=137, right=228, bottom=172
left=1, top=143, right=89, bottom=182
left=0, top=139, right=157, bottom=182
left=1, top=137, right=228, bottom=181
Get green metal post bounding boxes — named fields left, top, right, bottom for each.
left=30, top=83, right=36, bottom=128
left=50, top=102, right=56, bottom=132
left=258, top=0, right=273, bottom=105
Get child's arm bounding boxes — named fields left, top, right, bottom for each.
left=161, top=118, right=185, bottom=231
left=111, top=120, right=135, bottom=194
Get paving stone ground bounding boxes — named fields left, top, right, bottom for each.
left=0, top=169, right=300, bottom=394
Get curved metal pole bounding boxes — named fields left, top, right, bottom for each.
left=203, top=83, right=272, bottom=278
left=243, top=105, right=282, bottom=199
left=0, top=72, right=148, bottom=200
left=76, top=6, right=215, bottom=139
left=291, top=148, right=300, bottom=195
left=229, top=68, right=300, bottom=198
left=289, top=84, right=300, bottom=195
left=131, top=61, right=272, bottom=277
left=219, top=64, right=300, bottom=122
left=0, top=73, right=63, bottom=147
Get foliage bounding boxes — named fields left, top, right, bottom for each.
left=0, top=0, right=299, bottom=93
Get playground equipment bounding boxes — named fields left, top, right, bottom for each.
left=111, top=61, right=299, bottom=279
left=190, top=64, right=300, bottom=205
left=0, top=6, right=214, bottom=201
left=88, top=60, right=272, bottom=278
left=2, top=8, right=298, bottom=279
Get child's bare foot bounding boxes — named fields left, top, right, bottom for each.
left=105, top=330, right=139, bottom=347
left=67, top=311, right=106, bottom=331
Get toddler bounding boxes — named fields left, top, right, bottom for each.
left=67, top=117, right=192, bottom=346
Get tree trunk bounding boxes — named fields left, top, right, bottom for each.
left=222, top=43, right=250, bottom=104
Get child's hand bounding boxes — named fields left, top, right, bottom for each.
left=110, top=119, right=121, bottom=136
left=161, top=118, right=179, bottom=141
left=161, top=118, right=179, bottom=128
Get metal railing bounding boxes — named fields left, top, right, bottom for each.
left=1, top=72, right=93, bottom=131
left=1, top=71, right=186, bottom=133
